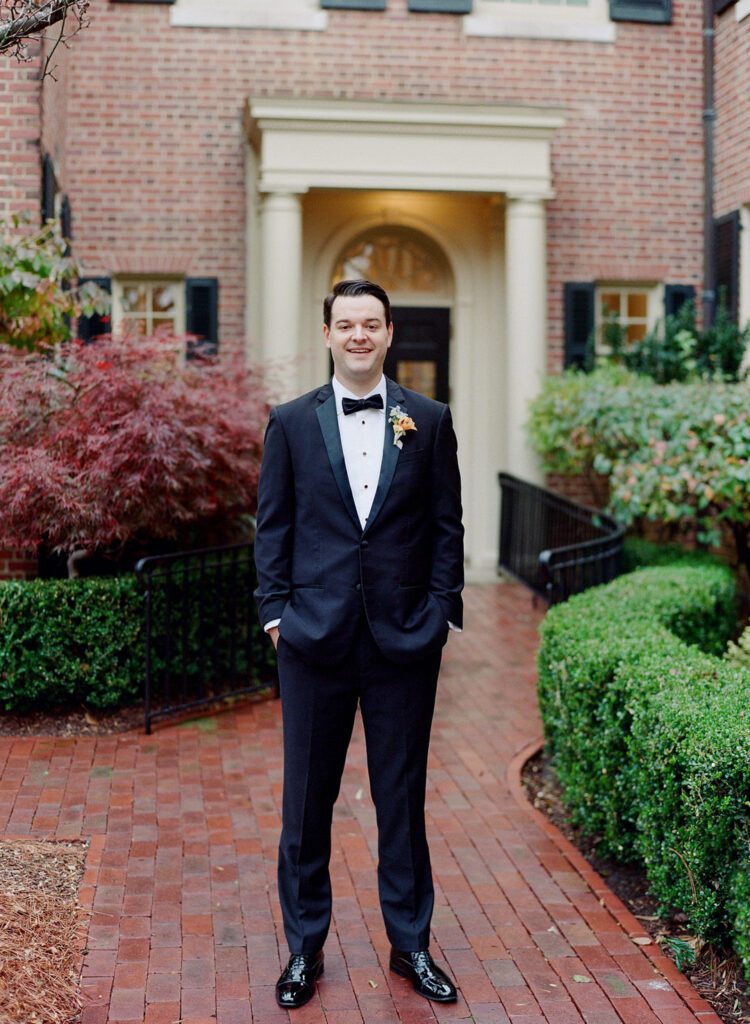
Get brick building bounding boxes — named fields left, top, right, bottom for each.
left=4, top=0, right=749, bottom=577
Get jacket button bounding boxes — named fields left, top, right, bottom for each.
left=360, top=540, right=369, bottom=548
left=355, top=583, right=361, bottom=591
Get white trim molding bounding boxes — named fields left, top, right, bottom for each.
left=246, top=98, right=565, bottom=197
left=736, top=0, right=750, bottom=21
left=464, top=14, right=616, bottom=40
left=466, top=0, right=615, bottom=41
left=170, top=0, right=327, bottom=31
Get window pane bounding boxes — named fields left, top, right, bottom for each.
left=600, top=293, right=621, bottom=317
left=153, top=285, right=178, bottom=314
left=627, top=292, right=648, bottom=318
left=397, top=360, right=437, bottom=399
left=153, top=317, right=177, bottom=334
left=122, top=285, right=147, bottom=313
left=627, top=323, right=647, bottom=343
left=123, top=317, right=148, bottom=337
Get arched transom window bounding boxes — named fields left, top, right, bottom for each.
left=332, top=227, right=452, bottom=300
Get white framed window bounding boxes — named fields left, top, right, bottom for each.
left=465, top=0, right=616, bottom=41
left=112, top=278, right=186, bottom=337
left=596, top=283, right=662, bottom=351
left=170, top=0, right=326, bottom=30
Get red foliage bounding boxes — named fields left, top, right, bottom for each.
left=0, top=335, right=270, bottom=556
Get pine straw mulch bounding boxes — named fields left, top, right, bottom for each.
left=523, top=748, right=750, bottom=1024
left=0, top=838, right=89, bottom=1024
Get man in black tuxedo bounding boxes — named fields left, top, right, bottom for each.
left=254, top=279, right=464, bottom=1009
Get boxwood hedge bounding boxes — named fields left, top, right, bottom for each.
left=0, top=575, right=144, bottom=711
left=0, top=571, right=276, bottom=714
left=538, top=552, right=750, bottom=966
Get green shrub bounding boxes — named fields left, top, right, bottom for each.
left=630, top=656, right=750, bottom=941
left=591, top=296, right=748, bottom=384
left=0, top=568, right=276, bottom=713
left=0, top=575, right=143, bottom=710
left=537, top=555, right=750, bottom=967
left=622, top=537, right=723, bottom=573
left=528, top=369, right=750, bottom=579
left=538, top=562, right=735, bottom=858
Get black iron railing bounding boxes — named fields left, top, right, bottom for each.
left=135, top=542, right=277, bottom=733
left=498, top=472, right=625, bottom=604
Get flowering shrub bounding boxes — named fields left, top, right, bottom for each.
left=529, top=369, right=750, bottom=577
left=0, top=335, right=269, bottom=564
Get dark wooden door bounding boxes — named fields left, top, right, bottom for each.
left=385, top=306, right=450, bottom=404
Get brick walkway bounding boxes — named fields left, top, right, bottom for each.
left=0, top=583, right=720, bottom=1024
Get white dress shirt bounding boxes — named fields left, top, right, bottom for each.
left=332, top=375, right=386, bottom=531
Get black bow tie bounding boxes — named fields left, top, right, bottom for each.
left=342, top=394, right=384, bottom=415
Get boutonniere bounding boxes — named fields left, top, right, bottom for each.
left=389, top=405, right=417, bottom=449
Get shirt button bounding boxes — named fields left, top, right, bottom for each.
left=363, top=452, right=367, bottom=456
left=364, top=484, right=369, bottom=489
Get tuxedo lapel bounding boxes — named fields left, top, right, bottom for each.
left=363, top=378, right=405, bottom=537
left=315, top=386, right=361, bottom=531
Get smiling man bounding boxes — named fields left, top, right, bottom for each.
left=254, top=278, right=464, bottom=1009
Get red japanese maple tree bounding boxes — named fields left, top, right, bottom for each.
left=0, top=334, right=269, bottom=566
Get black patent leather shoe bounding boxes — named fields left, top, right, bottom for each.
left=389, top=948, right=457, bottom=1002
left=275, top=950, right=324, bottom=1009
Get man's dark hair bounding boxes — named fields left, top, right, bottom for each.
left=323, top=279, right=392, bottom=328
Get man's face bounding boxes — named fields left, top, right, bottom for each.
left=324, top=294, right=393, bottom=389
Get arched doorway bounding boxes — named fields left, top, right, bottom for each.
left=331, top=226, right=454, bottom=404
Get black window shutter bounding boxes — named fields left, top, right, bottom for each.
left=41, top=154, right=57, bottom=224
left=77, top=277, right=112, bottom=342
left=321, top=0, right=386, bottom=7
left=609, top=0, right=671, bottom=22
left=664, top=284, right=695, bottom=318
left=714, top=211, right=740, bottom=323
left=60, top=196, right=72, bottom=242
left=563, top=282, right=595, bottom=370
left=186, top=278, right=219, bottom=356
left=407, top=0, right=472, bottom=11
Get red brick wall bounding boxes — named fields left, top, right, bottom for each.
left=52, top=0, right=705, bottom=363
left=0, top=550, right=38, bottom=580
left=0, top=46, right=43, bottom=221
left=714, top=6, right=750, bottom=216
left=40, top=29, right=73, bottom=201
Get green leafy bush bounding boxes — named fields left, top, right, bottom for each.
left=622, top=537, right=723, bottom=573
left=537, top=554, right=750, bottom=966
left=592, top=297, right=748, bottom=384
left=0, top=575, right=143, bottom=710
left=0, top=569, right=276, bottom=713
left=0, top=214, right=109, bottom=351
left=528, top=369, right=750, bottom=578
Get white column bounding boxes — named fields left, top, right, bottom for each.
left=259, top=190, right=304, bottom=397
left=504, top=193, right=549, bottom=483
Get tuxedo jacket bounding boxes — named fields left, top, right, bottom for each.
left=254, top=377, right=464, bottom=666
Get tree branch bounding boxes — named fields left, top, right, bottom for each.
left=0, top=0, right=88, bottom=57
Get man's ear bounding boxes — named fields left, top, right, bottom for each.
left=323, top=324, right=331, bottom=349
left=386, top=322, right=394, bottom=348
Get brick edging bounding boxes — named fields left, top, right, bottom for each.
left=507, top=738, right=723, bottom=1024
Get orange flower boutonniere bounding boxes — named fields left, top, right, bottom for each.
left=389, top=405, right=417, bottom=449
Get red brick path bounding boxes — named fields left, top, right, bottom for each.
left=0, top=583, right=720, bottom=1024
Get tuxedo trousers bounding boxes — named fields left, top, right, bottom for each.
left=276, top=612, right=442, bottom=955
